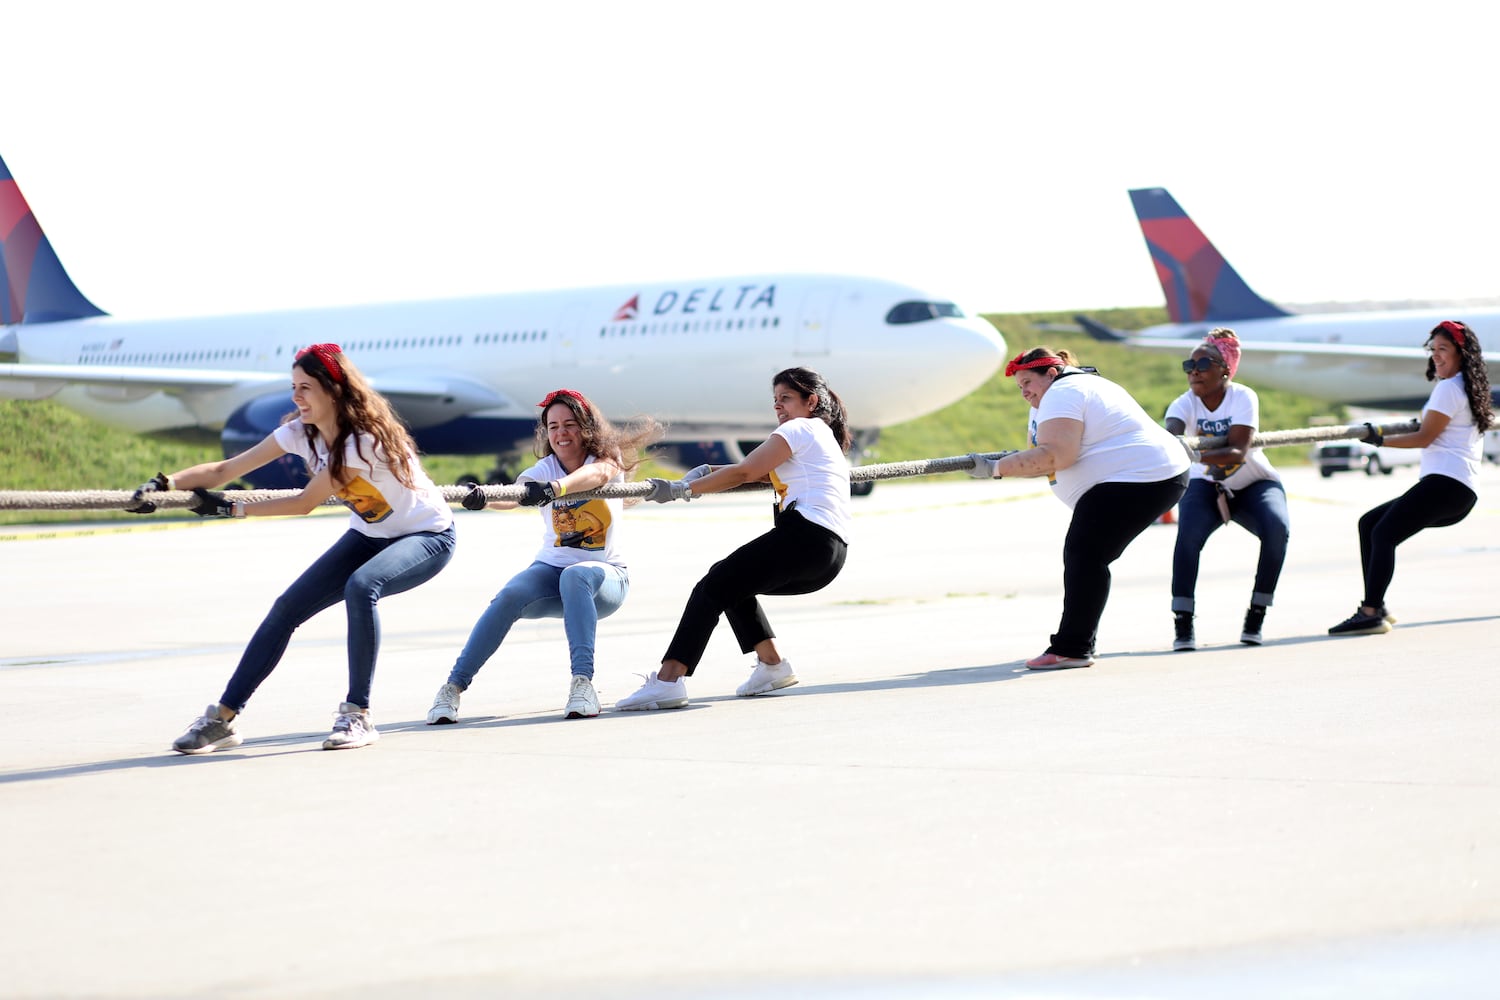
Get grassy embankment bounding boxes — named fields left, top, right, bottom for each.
left=0, top=307, right=1343, bottom=525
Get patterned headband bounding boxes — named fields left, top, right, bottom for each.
left=1004, top=353, right=1065, bottom=378
left=537, top=388, right=588, bottom=409
left=295, top=343, right=345, bottom=383
left=1437, top=320, right=1468, bottom=347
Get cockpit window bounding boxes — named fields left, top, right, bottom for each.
left=885, top=301, right=964, bottom=324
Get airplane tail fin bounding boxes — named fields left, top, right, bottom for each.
left=0, top=153, right=107, bottom=325
left=1128, top=187, right=1288, bottom=324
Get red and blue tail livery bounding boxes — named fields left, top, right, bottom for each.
left=1075, top=187, right=1497, bottom=409
left=1127, top=187, right=1287, bottom=324
left=0, top=154, right=105, bottom=326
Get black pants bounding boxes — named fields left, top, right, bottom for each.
left=664, top=509, right=848, bottom=674
left=1358, top=473, right=1476, bottom=609
left=1050, top=472, right=1189, bottom=658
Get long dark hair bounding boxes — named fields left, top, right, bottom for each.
left=293, top=346, right=419, bottom=489
left=1425, top=322, right=1494, bottom=432
left=533, top=389, right=662, bottom=475
left=773, top=367, right=851, bottom=451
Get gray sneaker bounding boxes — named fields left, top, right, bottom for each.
left=323, top=702, right=380, bottom=750
left=427, top=682, right=463, bottom=725
left=564, top=675, right=600, bottom=718
left=172, top=704, right=242, bottom=755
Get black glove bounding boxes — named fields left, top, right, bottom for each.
left=1360, top=422, right=1384, bottom=447
left=461, top=484, right=489, bottom=510
left=188, top=488, right=235, bottom=518
left=125, top=472, right=172, bottom=514
left=519, top=481, right=559, bottom=507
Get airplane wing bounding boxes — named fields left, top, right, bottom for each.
left=0, top=361, right=517, bottom=424
left=0, top=362, right=284, bottom=401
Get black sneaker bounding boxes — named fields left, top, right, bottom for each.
left=1173, top=611, right=1195, bottom=651
left=172, top=704, right=243, bottom=754
left=1240, top=605, right=1267, bottom=645
left=1328, top=608, right=1392, bottom=636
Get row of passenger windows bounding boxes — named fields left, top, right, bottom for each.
left=600, top=316, right=782, bottom=337
left=80, top=347, right=255, bottom=365
left=82, top=312, right=804, bottom=366
left=329, top=335, right=470, bottom=353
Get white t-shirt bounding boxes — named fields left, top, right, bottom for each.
left=273, top=421, right=453, bottom=538
left=768, top=417, right=852, bottom=543
left=1420, top=374, right=1481, bottom=490
left=1035, top=373, right=1191, bottom=509
left=519, top=454, right=626, bottom=569
left=1165, top=382, right=1280, bottom=490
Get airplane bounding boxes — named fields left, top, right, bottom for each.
left=0, top=152, right=1006, bottom=492
left=1076, top=187, right=1500, bottom=409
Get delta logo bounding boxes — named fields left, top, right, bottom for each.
left=609, top=284, right=776, bottom=322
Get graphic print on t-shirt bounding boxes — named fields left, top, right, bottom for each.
left=1196, top=416, right=1244, bottom=479
left=339, top=475, right=394, bottom=524
left=552, top=498, right=610, bottom=550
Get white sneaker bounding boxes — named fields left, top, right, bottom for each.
left=323, top=702, right=380, bottom=750
left=737, top=657, right=798, bottom=697
left=615, top=671, right=688, bottom=711
left=564, top=675, right=600, bottom=718
left=427, top=682, right=463, bottom=725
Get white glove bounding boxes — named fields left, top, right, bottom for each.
left=966, top=454, right=999, bottom=479
left=644, top=478, right=694, bottom=503
left=683, top=464, right=713, bottom=484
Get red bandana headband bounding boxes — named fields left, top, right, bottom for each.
left=1004, top=353, right=1065, bottom=378
left=295, top=343, right=345, bottom=383
left=1204, top=335, right=1241, bottom=379
left=537, top=388, right=588, bottom=409
left=1437, top=320, right=1468, bottom=346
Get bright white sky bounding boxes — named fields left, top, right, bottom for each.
left=5, top=1, right=1494, bottom=321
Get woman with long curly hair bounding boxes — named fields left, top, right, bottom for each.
left=1329, top=320, right=1494, bottom=635
left=129, top=343, right=457, bottom=752
left=427, top=388, right=660, bottom=724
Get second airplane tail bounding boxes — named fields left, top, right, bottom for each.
left=1, top=152, right=106, bottom=326
left=1128, top=187, right=1288, bottom=324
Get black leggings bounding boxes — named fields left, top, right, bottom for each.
left=664, top=509, right=848, bottom=674
left=1358, top=473, right=1476, bottom=609
left=1050, top=472, right=1189, bottom=658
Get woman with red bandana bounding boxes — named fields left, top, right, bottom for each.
left=969, top=347, right=1189, bottom=669
left=1164, top=329, right=1289, bottom=650
left=1329, top=320, right=1493, bottom=635
left=426, top=388, right=660, bottom=724
left=128, top=344, right=457, bottom=753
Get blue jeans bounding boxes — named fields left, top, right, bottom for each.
left=1171, top=478, right=1289, bottom=612
left=448, top=560, right=630, bottom=688
left=220, top=526, right=457, bottom=711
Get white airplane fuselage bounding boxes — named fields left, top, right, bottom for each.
left=5, top=273, right=1006, bottom=444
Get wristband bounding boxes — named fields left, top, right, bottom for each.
left=233, top=501, right=247, bottom=519
left=553, top=480, right=567, bottom=498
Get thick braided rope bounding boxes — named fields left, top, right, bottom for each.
left=0, top=420, right=1426, bottom=512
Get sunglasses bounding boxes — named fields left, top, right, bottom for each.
left=1181, top=357, right=1219, bottom=373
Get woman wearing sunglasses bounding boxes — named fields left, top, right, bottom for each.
left=127, top=344, right=458, bottom=753
left=971, top=347, right=1190, bottom=669
left=1163, top=329, right=1289, bottom=650
left=1329, top=320, right=1493, bottom=635
left=427, top=388, right=660, bottom=724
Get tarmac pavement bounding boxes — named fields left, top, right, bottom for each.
left=1, top=465, right=1497, bottom=998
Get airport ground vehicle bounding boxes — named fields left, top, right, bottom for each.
left=1311, top=441, right=1421, bottom=478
